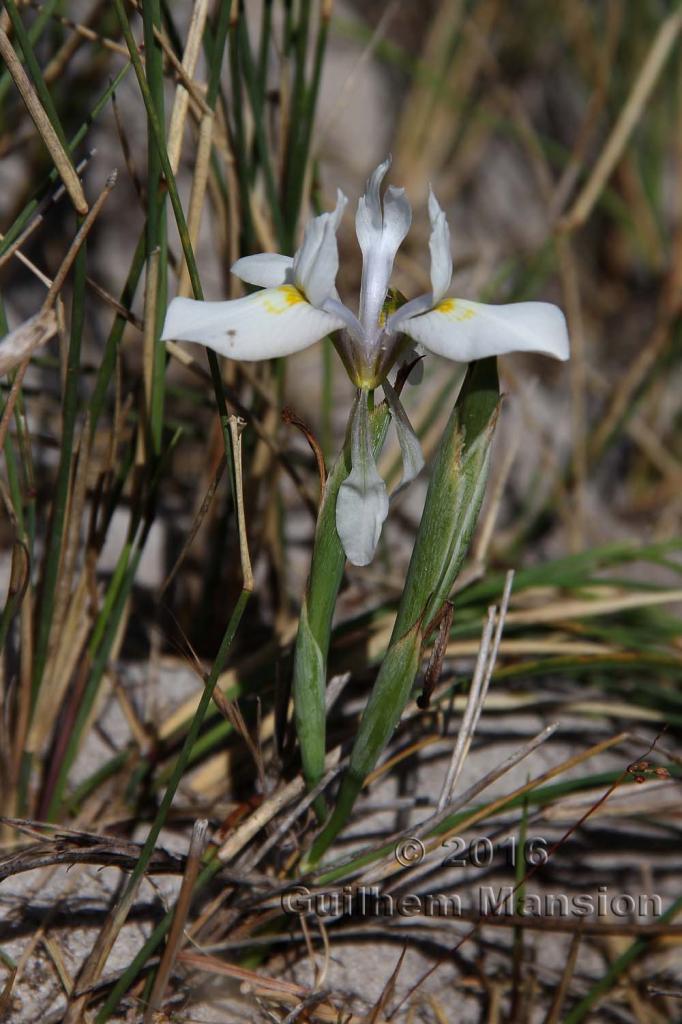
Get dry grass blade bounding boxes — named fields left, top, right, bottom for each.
left=361, top=723, right=558, bottom=888
left=166, top=0, right=210, bottom=173
left=368, top=948, right=407, bottom=1024
left=560, top=9, right=682, bottom=231
left=540, top=776, right=678, bottom=821
left=437, top=571, right=514, bottom=810
left=157, top=637, right=292, bottom=743
left=0, top=334, right=39, bottom=454
left=229, top=414, right=254, bottom=592
left=0, top=963, right=17, bottom=1018
left=143, top=819, right=208, bottom=1023
left=26, top=573, right=91, bottom=762
left=211, top=687, right=267, bottom=796
left=37, top=2, right=130, bottom=67
left=0, top=26, right=88, bottom=215
left=504, top=587, right=682, bottom=625
left=544, top=927, right=583, bottom=1024
left=218, top=746, right=342, bottom=863
left=589, top=313, right=680, bottom=461
left=0, top=216, right=44, bottom=274
left=434, top=732, right=630, bottom=850
left=243, top=758, right=348, bottom=872
left=176, top=951, right=372, bottom=1022
left=0, top=308, right=57, bottom=375
left=389, top=732, right=643, bottom=1018
left=177, top=111, right=214, bottom=297
left=282, top=406, right=327, bottom=501
left=160, top=452, right=227, bottom=595
left=437, top=606, right=495, bottom=807
left=40, top=936, right=73, bottom=997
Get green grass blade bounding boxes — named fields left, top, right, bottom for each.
left=0, top=0, right=62, bottom=109
left=31, top=232, right=87, bottom=700
left=4, top=0, right=72, bottom=151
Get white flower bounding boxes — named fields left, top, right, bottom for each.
left=162, top=157, right=569, bottom=566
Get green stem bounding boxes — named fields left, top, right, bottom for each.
left=307, top=360, right=500, bottom=862
left=31, top=231, right=87, bottom=701
left=237, top=15, right=286, bottom=246
left=3, top=0, right=70, bottom=149
left=285, top=1, right=330, bottom=244
left=228, top=18, right=255, bottom=250
left=0, top=0, right=61, bottom=106
left=142, top=0, right=168, bottom=454
left=292, top=401, right=392, bottom=816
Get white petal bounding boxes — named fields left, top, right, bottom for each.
left=382, top=380, right=425, bottom=488
left=231, top=253, right=293, bottom=288
left=292, top=190, right=347, bottom=308
left=336, top=390, right=389, bottom=566
left=401, top=298, right=570, bottom=363
left=427, top=187, right=452, bottom=303
left=161, top=287, right=344, bottom=360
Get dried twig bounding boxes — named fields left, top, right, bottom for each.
left=143, top=819, right=208, bottom=1023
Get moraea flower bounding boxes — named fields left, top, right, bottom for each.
left=162, top=157, right=569, bottom=565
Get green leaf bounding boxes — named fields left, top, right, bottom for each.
left=293, top=596, right=326, bottom=802
left=305, top=615, right=424, bottom=868
left=393, top=357, right=500, bottom=641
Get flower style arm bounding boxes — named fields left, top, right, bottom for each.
left=355, top=158, right=412, bottom=345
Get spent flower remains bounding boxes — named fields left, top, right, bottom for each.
left=162, top=158, right=569, bottom=565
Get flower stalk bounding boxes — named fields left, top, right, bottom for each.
left=293, top=395, right=392, bottom=816
left=305, top=358, right=500, bottom=865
